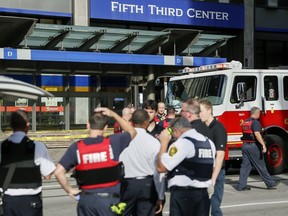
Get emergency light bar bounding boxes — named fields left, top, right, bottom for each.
left=178, top=60, right=242, bottom=74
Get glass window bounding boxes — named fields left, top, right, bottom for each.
left=166, top=75, right=227, bottom=111
left=230, top=76, right=257, bottom=103
left=264, top=76, right=278, bottom=101
left=283, top=76, right=288, bottom=100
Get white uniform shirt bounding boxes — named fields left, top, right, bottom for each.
left=161, top=129, right=216, bottom=189
left=0, top=131, right=56, bottom=195
left=119, top=128, right=165, bottom=200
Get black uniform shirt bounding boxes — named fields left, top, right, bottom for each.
left=209, top=118, right=227, bottom=169
left=190, top=119, right=213, bottom=140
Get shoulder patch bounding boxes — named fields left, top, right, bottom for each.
left=169, top=146, right=178, bottom=156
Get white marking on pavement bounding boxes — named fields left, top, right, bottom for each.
left=222, top=200, right=288, bottom=209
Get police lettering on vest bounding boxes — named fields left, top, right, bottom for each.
left=75, top=138, right=124, bottom=189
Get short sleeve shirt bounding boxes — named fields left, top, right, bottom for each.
left=190, top=119, right=213, bottom=140
left=209, top=118, right=227, bottom=152
left=59, top=132, right=131, bottom=193
left=250, top=118, right=262, bottom=133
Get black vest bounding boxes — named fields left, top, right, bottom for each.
left=0, top=137, right=42, bottom=189
left=168, top=136, right=214, bottom=181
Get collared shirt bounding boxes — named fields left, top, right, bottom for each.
left=119, top=128, right=165, bottom=200
left=161, top=129, right=216, bottom=189
left=190, top=119, right=213, bottom=140
left=0, top=131, right=56, bottom=196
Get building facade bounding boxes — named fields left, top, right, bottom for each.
left=0, top=0, right=287, bottom=130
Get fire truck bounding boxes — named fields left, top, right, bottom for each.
left=165, top=61, right=288, bottom=175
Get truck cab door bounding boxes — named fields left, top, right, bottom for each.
left=260, top=74, right=282, bottom=126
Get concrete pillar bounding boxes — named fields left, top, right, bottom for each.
left=132, top=76, right=139, bottom=109
left=75, top=97, right=89, bottom=124
left=244, top=0, right=254, bottom=69
left=73, top=0, right=89, bottom=26
left=0, top=100, right=2, bottom=132
left=31, top=103, right=36, bottom=132
left=73, top=0, right=90, bottom=125
left=31, top=74, right=37, bottom=132
left=146, top=66, right=155, bottom=100
left=64, top=97, right=70, bottom=130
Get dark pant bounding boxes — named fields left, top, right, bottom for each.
left=121, top=177, right=157, bottom=216
left=77, top=192, right=119, bottom=216
left=238, top=142, right=275, bottom=189
left=3, top=193, right=43, bottom=216
left=170, top=186, right=210, bottom=216
left=211, top=169, right=225, bottom=216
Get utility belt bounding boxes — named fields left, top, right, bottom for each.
left=81, top=191, right=120, bottom=198
left=170, top=186, right=207, bottom=191
left=125, top=175, right=153, bottom=180
left=242, top=140, right=256, bottom=144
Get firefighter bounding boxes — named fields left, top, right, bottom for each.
left=157, top=117, right=216, bottom=216
left=54, top=108, right=136, bottom=216
left=161, top=106, right=176, bottom=129
left=154, top=102, right=166, bottom=124
left=236, top=106, right=280, bottom=191
left=0, top=110, right=55, bottom=216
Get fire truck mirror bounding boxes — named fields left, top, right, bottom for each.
left=236, top=82, right=246, bottom=101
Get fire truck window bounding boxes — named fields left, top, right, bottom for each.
left=264, top=76, right=278, bottom=101
left=230, top=76, right=256, bottom=103
left=284, top=76, right=288, bottom=100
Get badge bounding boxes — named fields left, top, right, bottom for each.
left=169, top=146, right=178, bottom=156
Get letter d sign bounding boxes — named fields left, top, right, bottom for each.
left=4, top=49, right=17, bottom=59
left=175, top=57, right=183, bottom=65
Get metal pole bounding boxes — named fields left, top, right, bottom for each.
left=0, top=100, right=2, bottom=132
left=32, top=102, right=36, bottom=132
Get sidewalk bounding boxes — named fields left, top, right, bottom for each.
left=0, top=128, right=114, bottom=162
left=0, top=128, right=114, bottom=148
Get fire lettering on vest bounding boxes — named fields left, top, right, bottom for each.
left=198, top=149, right=212, bottom=158
left=82, top=152, right=108, bottom=164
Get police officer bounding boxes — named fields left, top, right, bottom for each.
left=236, top=106, right=280, bottom=191
left=119, top=109, right=165, bottom=216
left=0, top=110, right=55, bottom=216
left=54, top=107, right=136, bottom=216
left=157, top=117, right=216, bottom=216
left=181, top=98, right=213, bottom=140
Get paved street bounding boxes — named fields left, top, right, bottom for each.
left=42, top=170, right=288, bottom=216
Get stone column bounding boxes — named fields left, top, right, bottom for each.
left=244, top=0, right=254, bottom=68
left=73, top=0, right=89, bottom=26
left=146, top=66, right=155, bottom=100
left=72, top=0, right=89, bottom=127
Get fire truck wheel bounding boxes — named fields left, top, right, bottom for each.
left=264, top=134, right=287, bottom=175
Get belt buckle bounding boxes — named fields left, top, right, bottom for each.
left=97, top=193, right=110, bottom=197
left=135, top=176, right=146, bottom=180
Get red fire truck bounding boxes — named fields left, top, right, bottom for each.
left=165, top=61, right=288, bottom=175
